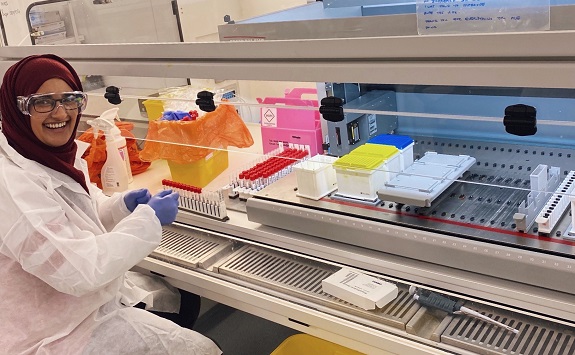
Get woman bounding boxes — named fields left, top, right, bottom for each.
left=0, top=54, right=221, bottom=354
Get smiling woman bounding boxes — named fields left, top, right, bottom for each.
left=25, top=80, right=84, bottom=148
left=0, top=54, right=90, bottom=191
left=0, top=54, right=221, bottom=355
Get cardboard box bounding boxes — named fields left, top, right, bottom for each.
left=321, top=268, right=398, bottom=310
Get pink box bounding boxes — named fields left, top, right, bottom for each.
left=258, top=88, right=323, bottom=156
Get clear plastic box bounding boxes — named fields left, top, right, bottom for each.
left=293, top=155, right=338, bottom=200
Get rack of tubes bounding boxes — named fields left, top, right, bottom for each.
left=162, top=179, right=229, bottom=221
left=230, top=146, right=309, bottom=199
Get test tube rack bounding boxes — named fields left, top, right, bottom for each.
left=229, top=146, right=309, bottom=200
left=162, top=179, right=229, bottom=221
left=535, top=170, right=575, bottom=235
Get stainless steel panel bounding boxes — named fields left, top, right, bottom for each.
left=218, top=10, right=417, bottom=41
left=246, top=135, right=575, bottom=293
left=151, top=224, right=234, bottom=269
left=217, top=245, right=420, bottom=330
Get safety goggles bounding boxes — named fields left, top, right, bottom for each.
left=17, top=91, right=88, bottom=115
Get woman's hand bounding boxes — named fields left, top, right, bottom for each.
left=147, top=189, right=180, bottom=225
left=123, top=188, right=152, bottom=212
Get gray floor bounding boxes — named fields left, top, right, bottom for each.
left=194, top=298, right=300, bottom=355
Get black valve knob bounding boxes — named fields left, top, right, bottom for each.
left=504, top=104, right=537, bottom=136
left=104, top=86, right=121, bottom=105
left=196, top=90, right=216, bottom=112
left=319, top=96, right=344, bottom=122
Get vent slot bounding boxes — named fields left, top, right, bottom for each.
left=151, top=225, right=234, bottom=269
left=217, top=245, right=419, bottom=330
left=441, top=304, right=575, bottom=354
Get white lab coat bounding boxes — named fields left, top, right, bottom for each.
left=0, top=133, right=221, bottom=355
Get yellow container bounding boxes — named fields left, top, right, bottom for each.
left=167, top=149, right=228, bottom=188
left=333, top=154, right=387, bottom=200
left=333, top=154, right=385, bottom=171
left=271, top=334, right=365, bottom=355
left=143, top=99, right=164, bottom=121
left=351, top=143, right=399, bottom=160
left=351, top=143, right=402, bottom=182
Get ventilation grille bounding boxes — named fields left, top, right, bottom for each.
left=151, top=225, right=233, bottom=269
left=217, top=245, right=419, bottom=330
left=441, top=304, right=575, bottom=355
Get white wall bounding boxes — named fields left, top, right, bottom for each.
left=178, top=0, right=308, bottom=42
left=238, top=0, right=308, bottom=20
left=178, top=0, right=241, bottom=42
left=76, top=0, right=180, bottom=44
left=2, top=0, right=310, bottom=46
left=1, top=0, right=33, bottom=46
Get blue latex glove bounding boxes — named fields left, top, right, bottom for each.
left=124, top=188, right=152, bottom=212
left=147, top=189, right=180, bottom=225
left=173, top=111, right=190, bottom=120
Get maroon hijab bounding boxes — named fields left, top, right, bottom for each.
left=0, top=54, right=89, bottom=193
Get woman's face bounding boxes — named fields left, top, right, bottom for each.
left=29, top=78, right=78, bottom=147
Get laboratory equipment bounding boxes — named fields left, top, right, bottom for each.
left=229, top=145, right=309, bottom=200
left=409, top=286, right=520, bottom=334
left=324, top=87, right=398, bottom=156
left=6, top=7, right=575, bottom=352
left=292, top=154, right=338, bottom=200
left=162, top=179, right=228, bottom=221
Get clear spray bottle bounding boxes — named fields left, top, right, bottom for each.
left=86, top=108, right=132, bottom=195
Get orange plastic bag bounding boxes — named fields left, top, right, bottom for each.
left=78, top=121, right=151, bottom=188
left=139, top=104, right=254, bottom=165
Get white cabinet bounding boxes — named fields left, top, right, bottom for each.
left=28, top=0, right=84, bottom=45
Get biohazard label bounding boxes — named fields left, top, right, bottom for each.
left=261, top=108, right=277, bottom=128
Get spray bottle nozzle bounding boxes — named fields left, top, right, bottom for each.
left=86, top=107, right=121, bottom=139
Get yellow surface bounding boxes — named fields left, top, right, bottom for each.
left=167, top=149, right=228, bottom=188
left=351, top=143, right=398, bottom=160
left=271, top=334, right=365, bottom=355
left=333, top=153, right=384, bottom=171
left=142, top=99, right=164, bottom=121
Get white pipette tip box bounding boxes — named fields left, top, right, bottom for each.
left=321, top=268, right=398, bottom=311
